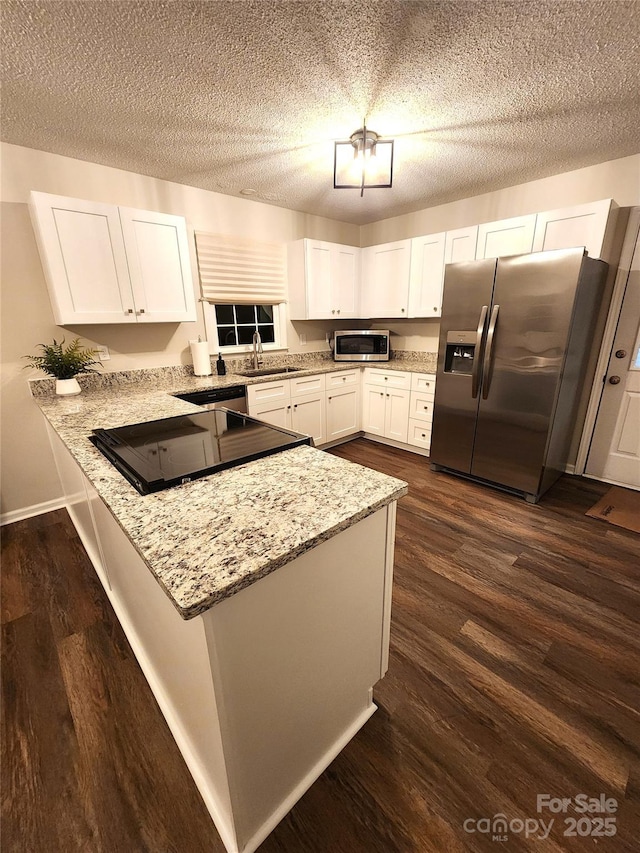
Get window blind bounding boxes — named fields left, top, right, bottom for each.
left=195, top=232, right=287, bottom=304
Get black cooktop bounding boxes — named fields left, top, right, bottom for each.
left=90, top=409, right=312, bottom=495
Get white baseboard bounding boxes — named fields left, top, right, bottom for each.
left=1, top=496, right=67, bottom=527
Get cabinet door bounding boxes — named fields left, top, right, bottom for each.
left=333, top=244, right=359, bottom=318
left=361, top=240, right=411, bottom=318
left=29, top=191, right=136, bottom=325
left=326, top=387, right=360, bottom=441
left=119, top=207, right=197, bottom=322
left=532, top=199, right=616, bottom=259
left=408, top=232, right=446, bottom=318
left=249, top=400, right=292, bottom=430
left=305, top=240, right=334, bottom=319
left=385, top=388, right=410, bottom=443
left=444, top=226, right=478, bottom=264
left=476, top=214, right=536, bottom=259
left=291, top=393, right=326, bottom=445
left=361, top=385, right=387, bottom=436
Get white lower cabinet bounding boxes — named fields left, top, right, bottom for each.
left=249, top=367, right=435, bottom=453
left=407, top=372, right=436, bottom=452
left=362, top=369, right=411, bottom=443
left=291, top=392, right=326, bottom=446
left=248, top=371, right=361, bottom=446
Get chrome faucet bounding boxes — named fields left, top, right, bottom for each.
left=252, top=331, right=263, bottom=369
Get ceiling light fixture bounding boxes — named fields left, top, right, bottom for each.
left=333, top=123, right=394, bottom=197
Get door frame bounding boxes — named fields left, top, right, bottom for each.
left=575, top=206, right=640, bottom=477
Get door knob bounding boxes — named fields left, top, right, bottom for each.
left=615, top=350, right=627, bottom=359
left=609, top=376, right=621, bottom=385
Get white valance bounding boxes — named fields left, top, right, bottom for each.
left=195, top=231, right=287, bottom=304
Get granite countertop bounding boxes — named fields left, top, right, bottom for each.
left=34, top=359, right=413, bottom=619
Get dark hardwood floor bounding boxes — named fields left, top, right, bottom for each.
left=2, top=438, right=639, bottom=852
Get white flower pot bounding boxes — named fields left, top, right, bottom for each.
left=55, top=378, right=81, bottom=396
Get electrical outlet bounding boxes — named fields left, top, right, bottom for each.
left=96, top=345, right=110, bottom=361
left=299, top=332, right=306, bottom=346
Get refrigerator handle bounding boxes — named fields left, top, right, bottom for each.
left=481, top=305, right=500, bottom=400
left=471, top=305, right=489, bottom=399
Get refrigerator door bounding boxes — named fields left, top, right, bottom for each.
left=430, top=258, right=497, bottom=473
left=470, top=248, right=587, bottom=495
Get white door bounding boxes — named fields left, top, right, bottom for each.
left=362, top=386, right=386, bottom=435
left=476, top=214, right=536, bottom=259
left=385, top=389, right=410, bottom=443
left=408, top=232, right=446, bottom=317
left=585, top=212, right=640, bottom=489
left=291, top=393, right=326, bottom=446
left=249, top=401, right=292, bottom=430
left=29, top=192, right=136, bottom=325
left=326, top=387, right=360, bottom=441
left=444, top=226, right=478, bottom=264
left=333, top=245, right=359, bottom=318
left=119, top=207, right=196, bottom=322
left=305, top=241, right=333, bottom=319
left=361, top=241, right=411, bottom=318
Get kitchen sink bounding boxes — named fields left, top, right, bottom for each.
left=236, top=367, right=303, bottom=377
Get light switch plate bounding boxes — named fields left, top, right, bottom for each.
left=96, top=345, right=110, bottom=361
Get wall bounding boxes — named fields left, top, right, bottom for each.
left=360, top=153, right=640, bottom=246
left=2, top=144, right=639, bottom=518
left=0, top=142, right=358, bottom=518
left=366, top=153, right=640, bottom=349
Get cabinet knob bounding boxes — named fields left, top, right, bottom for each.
left=433, top=306, right=438, bottom=312
left=138, top=308, right=145, bottom=315
left=332, top=309, right=335, bottom=314
left=384, top=376, right=388, bottom=381
left=423, top=405, right=428, bottom=410
left=401, top=308, right=405, bottom=313
left=328, top=396, right=331, bottom=401
left=386, top=393, right=390, bottom=397
left=342, top=376, right=346, bottom=382
left=287, top=405, right=291, bottom=409
left=421, top=433, right=426, bottom=438
left=126, top=308, right=134, bottom=314
left=294, top=404, right=297, bottom=409
left=336, top=309, right=340, bottom=314
left=379, top=392, right=384, bottom=397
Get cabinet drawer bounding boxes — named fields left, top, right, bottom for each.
left=409, top=392, right=434, bottom=423
left=247, top=380, right=290, bottom=406
left=290, top=373, right=326, bottom=398
left=410, top=372, right=436, bottom=393
left=327, top=369, right=360, bottom=389
left=363, top=368, right=410, bottom=390
left=407, top=420, right=431, bottom=450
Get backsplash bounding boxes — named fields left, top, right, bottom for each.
left=28, top=349, right=437, bottom=397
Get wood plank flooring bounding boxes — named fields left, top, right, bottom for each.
left=2, top=438, right=639, bottom=852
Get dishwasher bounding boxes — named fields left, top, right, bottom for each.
left=172, top=384, right=247, bottom=412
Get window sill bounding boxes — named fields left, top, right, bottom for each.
left=214, top=345, right=288, bottom=356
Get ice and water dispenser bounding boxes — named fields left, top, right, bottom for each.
left=444, top=331, right=477, bottom=375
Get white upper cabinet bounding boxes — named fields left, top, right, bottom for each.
left=475, top=214, right=537, bottom=259
left=360, top=239, right=412, bottom=319
left=532, top=199, right=618, bottom=259
left=444, top=225, right=478, bottom=264
left=29, top=192, right=196, bottom=325
left=408, top=232, right=446, bottom=318
left=118, top=206, right=196, bottom=322
left=287, top=239, right=359, bottom=320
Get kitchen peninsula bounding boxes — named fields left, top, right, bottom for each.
left=32, top=363, right=408, bottom=853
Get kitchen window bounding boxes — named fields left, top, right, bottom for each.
left=215, top=304, right=276, bottom=348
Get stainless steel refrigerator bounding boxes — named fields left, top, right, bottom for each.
left=430, top=247, right=607, bottom=503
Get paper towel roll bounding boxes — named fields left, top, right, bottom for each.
left=190, top=340, right=212, bottom=376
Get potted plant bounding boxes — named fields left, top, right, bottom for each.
left=24, top=338, right=100, bottom=396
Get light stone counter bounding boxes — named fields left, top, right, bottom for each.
left=35, top=374, right=408, bottom=619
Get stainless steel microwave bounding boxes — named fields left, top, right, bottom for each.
left=333, top=330, right=390, bottom=362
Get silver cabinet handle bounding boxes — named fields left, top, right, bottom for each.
left=482, top=305, right=500, bottom=400
left=472, top=305, right=489, bottom=399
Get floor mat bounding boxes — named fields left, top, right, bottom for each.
left=585, top=486, right=640, bottom=534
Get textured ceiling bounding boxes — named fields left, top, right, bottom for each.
left=2, top=0, right=639, bottom=225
